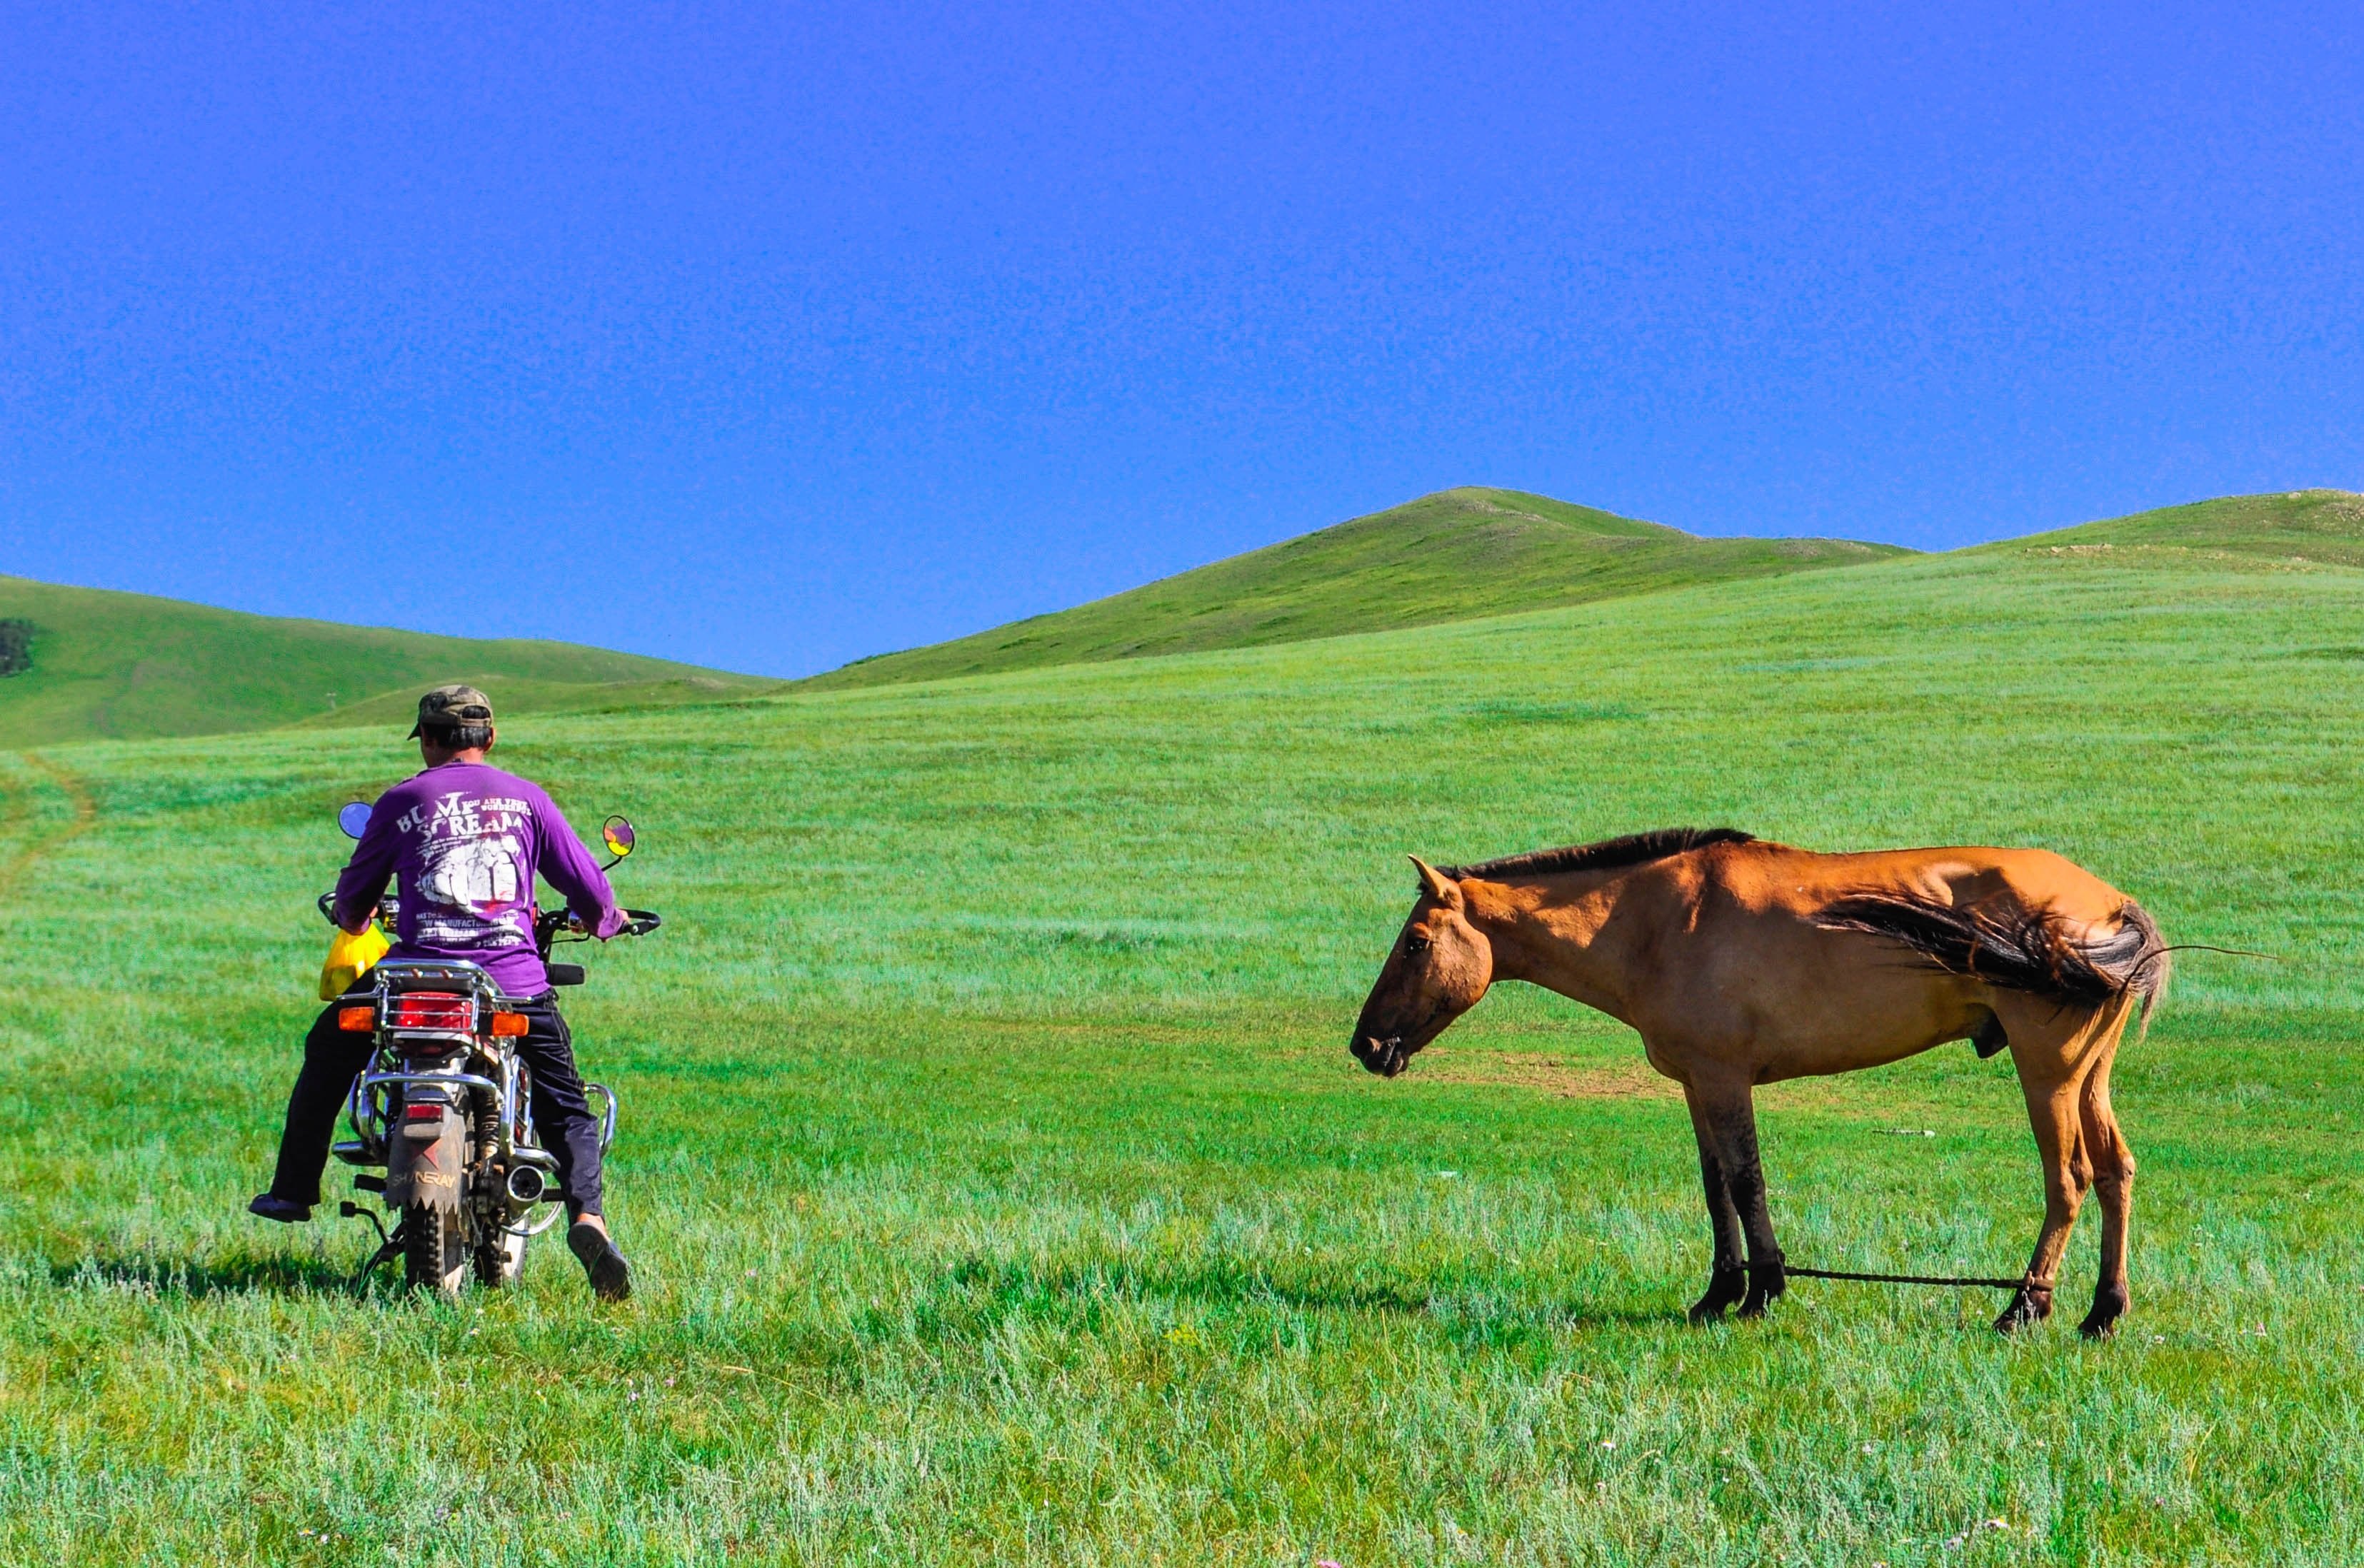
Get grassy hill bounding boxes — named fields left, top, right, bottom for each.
left=807, top=486, right=1908, bottom=688
left=2003, top=486, right=2364, bottom=565
left=0, top=576, right=780, bottom=746
left=815, top=486, right=2364, bottom=692
left=6, top=506, right=2364, bottom=1560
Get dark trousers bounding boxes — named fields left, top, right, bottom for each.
left=269, top=990, right=606, bottom=1217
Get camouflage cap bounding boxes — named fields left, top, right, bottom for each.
left=409, top=683, right=496, bottom=739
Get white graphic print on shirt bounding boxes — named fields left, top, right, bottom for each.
left=402, top=790, right=534, bottom=950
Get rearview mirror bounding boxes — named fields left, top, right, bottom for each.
left=338, top=802, right=373, bottom=840
left=602, top=817, right=636, bottom=860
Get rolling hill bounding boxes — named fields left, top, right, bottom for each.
left=811, top=486, right=2364, bottom=691
left=0, top=576, right=780, bottom=747
left=804, top=486, right=1908, bottom=688
left=7, top=486, right=2354, bottom=746
left=1998, top=486, right=2364, bottom=565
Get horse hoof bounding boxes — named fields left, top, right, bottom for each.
left=1738, top=1262, right=1785, bottom=1319
left=1688, top=1267, right=1746, bottom=1325
left=1993, top=1287, right=2054, bottom=1334
left=2078, top=1283, right=2128, bottom=1340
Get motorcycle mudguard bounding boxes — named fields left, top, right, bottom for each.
left=383, top=1115, right=466, bottom=1214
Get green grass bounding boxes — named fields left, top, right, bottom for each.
left=806, top=487, right=1907, bottom=688
left=0, top=575, right=781, bottom=745
left=5, top=506, right=2364, bottom=1562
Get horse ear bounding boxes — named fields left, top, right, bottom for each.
left=1408, top=855, right=1463, bottom=908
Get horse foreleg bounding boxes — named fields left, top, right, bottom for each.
left=1683, top=1088, right=1748, bottom=1323
left=1690, top=1080, right=1783, bottom=1316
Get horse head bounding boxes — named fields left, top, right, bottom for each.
left=1350, top=856, right=1494, bottom=1077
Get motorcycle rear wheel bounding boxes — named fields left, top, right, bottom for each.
left=404, top=1203, right=469, bottom=1297
left=474, top=1222, right=528, bottom=1288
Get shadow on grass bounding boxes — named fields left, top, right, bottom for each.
left=49, top=1247, right=382, bottom=1300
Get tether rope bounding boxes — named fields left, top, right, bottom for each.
left=1783, top=1264, right=2035, bottom=1291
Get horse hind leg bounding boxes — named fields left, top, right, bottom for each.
left=2076, top=1040, right=2135, bottom=1338
left=1998, top=1013, right=2107, bottom=1333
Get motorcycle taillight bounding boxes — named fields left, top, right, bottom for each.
left=386, top=992, right=475, bottom=1032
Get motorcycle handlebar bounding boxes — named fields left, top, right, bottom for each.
left=535, top=906, right=663, bottom=940
left=318, top=892, right=401, bottom=927
left=319, top=898, right=653, bottom=942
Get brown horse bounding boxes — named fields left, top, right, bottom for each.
left=1349, top=828, right=2168, bottom=1337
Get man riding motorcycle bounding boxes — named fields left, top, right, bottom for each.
left=249, top=685, right=634, bottom=1302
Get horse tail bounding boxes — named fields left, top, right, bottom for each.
left=2111, top=898, right=2170, bottom=1032
left=1816, top=893, right=2170, bottom=1032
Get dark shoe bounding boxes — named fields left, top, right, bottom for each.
left=569, top=1221, right=632, bottom=1302
left=248, top=1193, right=311, bottom=1224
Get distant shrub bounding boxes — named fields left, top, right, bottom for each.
left=0, top=619, right=34, bottom=677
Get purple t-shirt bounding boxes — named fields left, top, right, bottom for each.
left=334, top=760, right=623, bottom=997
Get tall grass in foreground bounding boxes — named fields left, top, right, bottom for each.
left=3, top=545, right=2363, bottom=1563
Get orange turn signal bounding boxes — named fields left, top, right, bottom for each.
left=336, top=1005, right=374, bottom=1032
left=489, top=1011, right=529, bottom=1037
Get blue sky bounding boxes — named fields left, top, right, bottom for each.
left=3, top=2, right=2359, bottom=677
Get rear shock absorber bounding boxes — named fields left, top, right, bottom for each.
left=471, top=1096, right=501, bottom=1196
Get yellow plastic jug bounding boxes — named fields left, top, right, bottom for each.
left=319, top=921, right=392, bottom=1001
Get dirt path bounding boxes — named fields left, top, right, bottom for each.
left=0, top=752, right=99, bottom=908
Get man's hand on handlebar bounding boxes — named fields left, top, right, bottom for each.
left=534, top=905, right=659, bottom=948
left=317, top=893, right=389, bottom=933
left=538, top=906, right=613, bottom=940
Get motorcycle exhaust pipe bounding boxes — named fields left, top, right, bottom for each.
left=504, top=1165, right=549, bottom=1207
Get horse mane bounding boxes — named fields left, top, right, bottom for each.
left=1440, top=826, right=1756, bottom=882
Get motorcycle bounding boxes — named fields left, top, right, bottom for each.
left=320, top=803, right=661, bottom=1295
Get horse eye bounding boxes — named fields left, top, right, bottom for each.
left=1404, top=935, right=1431, bottom=955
